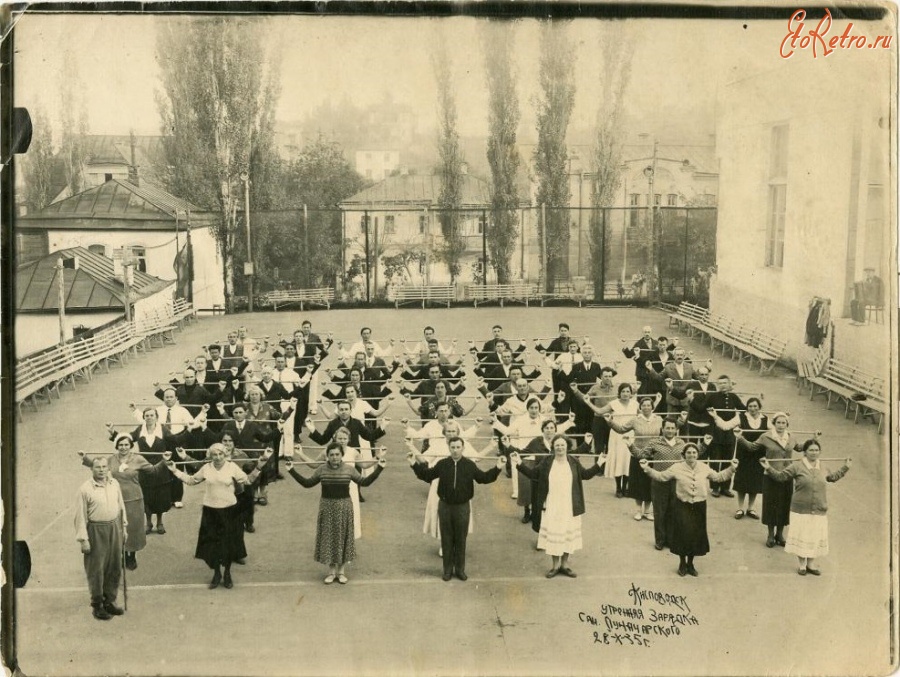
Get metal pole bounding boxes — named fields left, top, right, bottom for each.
left=577, top=172, right=583, bottom=276
left=373, top=215, right=379, bottom=299
left=303, top=204, right=310, bottom=289
left=599, top=208, right=606, bottom=302
left=57, top=259, right=66, bottom=345
left=481, top=209, right=488, bottom=286
left=650, top=140, right=659, bottom=303
left=540, top=203, right=547, bottom=292
left=186, top=223, right=194, bottom=304
left=243, top=175, right=253, bottom=312
left=683, top=208, right=690, bottom=302
left=519, top=207, right=525, bottom=280
left=363, top=209, right=371, bottom=303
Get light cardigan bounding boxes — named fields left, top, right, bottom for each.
left=764, top=458, right=849, bottom=515
left=643, top=461, right=735, bottom=504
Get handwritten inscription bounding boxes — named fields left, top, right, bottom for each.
left=578, top=583, right=700, bottom=648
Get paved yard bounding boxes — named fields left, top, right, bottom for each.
left=11, top=306, right=895, bottom=676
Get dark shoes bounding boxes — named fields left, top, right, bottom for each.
left=654, top=544, right=665, bottom=551
left=234, top=558, right=246, bottom=566
left=145, top=525, right=154, bottom=535
left=678, top=563, right=687, bottom=577
left=104, top=603, right=125, bottom=616
left=806, top=566, right=821, bottom=576
left=545, top=568, right=559, bottom=578
left=209, top=571, right=222, bottom=589
left=442, top=572, right=453, bottom=582
left=92, top=606, right=112, bottom=621
left=766, top=536, right=776, bottom=548
left=686, top=565, right=698, bottom=577
left=521, top=511, right=532, bottom=524
left=156, top=525, right=166, bottom=535
left=711, top=490, right=721, bottom=498
left=559, top=567, right=577, bottom=578
left=358, top=493, right=366, bottom=503
left=245, top=524, right=256, bottom=533
left=775, top=536, right=787, bottom=547
left=223, top=572, right=233, bottom=589
left=257, top=497, right=268, bottom=506
left=124, top=553, right=137, bottom=570
left=720, top=490, right=734, bottom=498
left=455, top=570, right=468, bottom=582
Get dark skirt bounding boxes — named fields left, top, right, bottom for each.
left=762, top=476, right=793, bottom=527
left=195, top=505, right=247, bottom=569
left=733, top=448, right=765, bottom=494
left=315, top=498, right=356, bottom=566
left=669, top=499, right=710, bottom=557
left=627, top=456, right=652, bottom=502
left=139, top=477, right=172, bottom=515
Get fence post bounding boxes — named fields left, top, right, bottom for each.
left=683, top=209, right=690, bottom=302
left=599, top=208, right=606, bottom=302
left=540, top=203, right=547, bottom=293
left=481, top=209, right=488, bottom=287
left=363, top=209, right=371, bottom=303
left=303, top=204, right=310, bottom=289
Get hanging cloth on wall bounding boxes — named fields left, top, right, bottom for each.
left=805, top=297, right=828, bottom=348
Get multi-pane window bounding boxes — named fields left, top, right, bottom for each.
left=418, top=214, right=427, bottom=234
left=667, top=194, right=677, bottom=206
left=765, top=124, right=789, bottom=268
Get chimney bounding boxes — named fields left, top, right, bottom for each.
left=128, top=131, right=140, bottom=186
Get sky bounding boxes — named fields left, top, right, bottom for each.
left=11, top=10, right=893, bottom=147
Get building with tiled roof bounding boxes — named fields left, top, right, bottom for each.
left=15, top=246, right=175, bottom=355
left=16, top=179, right=224, bottom=312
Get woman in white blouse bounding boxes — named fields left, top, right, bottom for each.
left=168, top=444, right=271, bottom=590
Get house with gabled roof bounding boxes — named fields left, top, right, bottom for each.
left=15, top=246, right=175, bottom=355
left=16, top=178, right=225, bottom=312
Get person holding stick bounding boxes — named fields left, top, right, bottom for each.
left=640, top=445, right=737, bottom=576
left=80, top=434, right=172, bottom=570
left=709, top=397, right=767, bottom=520
left=760, top=440, right=850, bottom=575
left=165, top=444, right=272, bottom=589
left=734, top=412, right=807, bottom=548
left=510, top=436, right=607, bottom=579
left=405, top=419, right=495, bottom=556
left=408, top=437, right=504, bottom=581
left=285, top=443, right=386, bottom=584
left=75, top=456, right=128, bottom=620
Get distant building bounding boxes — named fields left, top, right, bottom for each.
left=712, top=54, right=889, bottom=372
left=16, top=179, right=225, bottom=312
left=355, top=148, right=401, bottom=182
left=339, top=169, right=534, bottom=295
left=15, top=246, right=175, bottom=356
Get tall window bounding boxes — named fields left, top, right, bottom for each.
left=418, top=214, right=427, bottom=234
left=653, top=194, right=661, bottom=206
left=628, top=193, right=640, bottom=228
left=667, top=194, right=677, bottom=206
left=384, top=215, right=395, bottom=234
left=765, top=124, right=789, bottom=267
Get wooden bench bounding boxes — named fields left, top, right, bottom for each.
left=135, top=308, right=178, bottom=349
left=668, top=302, right=710, bottom=338
left=797, top=342, right=830, bottom=396
left=267, top=288, right=334, bottom=311
left=468, top=283, right=539, bottom=307
left=392, top=285, right=456, bottom=309
left=808, top=358, right=886, bottom=431
left=697, top=314, right=735, bottom=353
left=734, top=331, right=787, bottom=375
left=172, top=298, right=196, bottom=329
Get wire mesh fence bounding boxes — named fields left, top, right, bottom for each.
left=233, top=206, right=716, bottom=307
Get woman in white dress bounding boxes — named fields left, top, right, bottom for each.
left=294, top=426, right=378, bottom=539
left=512, top=435, right=606, bottom=578
left=404, top=419, right=497, bottom=555
left=580, top=382, right=639, bottom=497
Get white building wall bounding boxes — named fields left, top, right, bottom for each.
left=711, top=55, right=891, bottom=371
left=45, top=225, right=225, bottom=311
left=15, top=312, right=120, bottom=357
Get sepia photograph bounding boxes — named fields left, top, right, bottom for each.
left=3, top=4, right=897, bottom=676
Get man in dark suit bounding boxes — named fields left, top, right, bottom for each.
left=305, top=401, right=386, bottom=448
left=221, top=331, right=244, bottom=369
left=567, top=344, right=603, bottom=439
left=157, top=367, right=214, bottom=416
left=650, top=348, right=712, bottom=414
left=621, top=326, right=656, bottom=383
left=684, top=366, right=717, bottom=439
left=704, top=375, right=744, bottom=498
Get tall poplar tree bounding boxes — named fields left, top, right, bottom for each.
left=483, top=22, right=521, bottom=284
left=155, top=17, right=282, bottom=312
left=533, top=21, right=576, bottom=292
